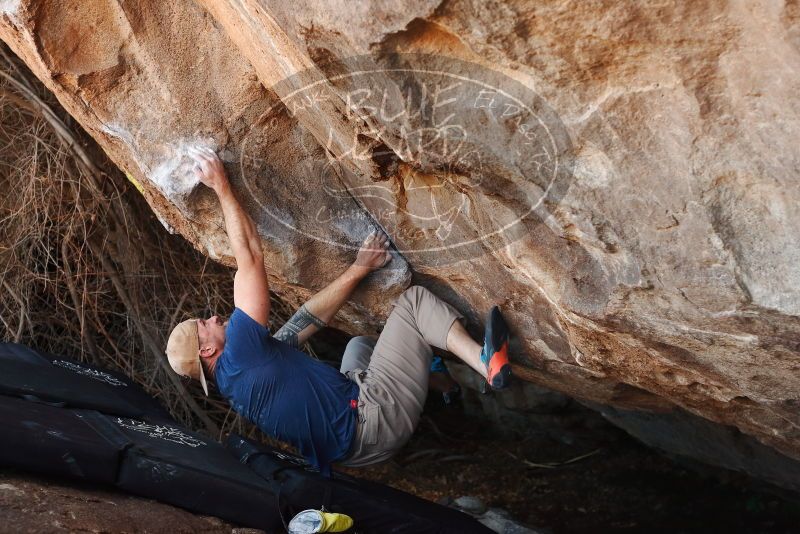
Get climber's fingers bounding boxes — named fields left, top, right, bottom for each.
left=190, top=154, right=211, bottom=176
left=365, top=230, right=390, bottom=251
left=189, top=146, right=218, bottom=164
left=189, top=150, right=209, bottom=171
left=188, top=146, right=207, bottom=159
left=189, top=147, right=227, bottom=191
left=354, top=231, right=393, bottom=271
left=361, top=230, right=376, bottom=248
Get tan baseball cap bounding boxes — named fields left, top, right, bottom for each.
left=166, top=319, right=209, bottom=396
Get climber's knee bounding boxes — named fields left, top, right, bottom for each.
left=346, top=335, right=376, bottom=350
left=341, top=336, right=376, bottom=374
left=395, top=285, right=429, bottom=312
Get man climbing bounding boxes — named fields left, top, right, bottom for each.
left=165, top=147, right=513, bottom=475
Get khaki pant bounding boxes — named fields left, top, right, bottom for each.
left=338, top=286, right=463, bottom=467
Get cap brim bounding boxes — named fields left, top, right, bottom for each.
left=198, top=361, right=209, bottom=397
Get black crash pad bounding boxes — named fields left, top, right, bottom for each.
left=0, top=395, right=124, bottom=484
left=0, top=343, right=493, bottom=532
left=0, top=342, right=170, bottom=421
left=226, top=433, right=493, bottom=534
left=0, top=342, right=48, bottom=364
left=106, top=415, right=281, bottom=530
left=0, top=395, right=283, bottom=531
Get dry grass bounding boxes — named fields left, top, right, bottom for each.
left=0, top=45, right=299, bottom=444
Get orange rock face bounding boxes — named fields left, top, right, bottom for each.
left=2, top=0, right=799, bottom=488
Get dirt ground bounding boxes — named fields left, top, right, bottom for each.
left=0, top=470, right=260, bottom=534
left=342, top=395, right=800, bottom=533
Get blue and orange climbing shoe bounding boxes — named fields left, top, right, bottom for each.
left=480, top=306, right=513, bottom=390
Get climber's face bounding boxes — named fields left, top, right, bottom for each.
left=197, top=315, right=227, bottom=358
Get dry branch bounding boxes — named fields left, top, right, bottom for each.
left=0, top=43, right=297, bottom=441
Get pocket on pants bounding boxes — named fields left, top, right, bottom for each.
left=362, top=402, right=381, bottom=445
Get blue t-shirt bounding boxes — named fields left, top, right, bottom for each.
left=215, top=308, right=359, bottom=476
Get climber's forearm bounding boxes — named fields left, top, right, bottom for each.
left=274, top=232, right=390, bottom=347
left=215, top=184, right=263, bottom=268
left=191, top=147, right=269, bottom=326
left=304, top=265, right=367, bottom=324
left=215, top=183, right=270, bottom=326
left=273, top=265, right=366, bottom=347
left=291, top=231, right=389, bottom=342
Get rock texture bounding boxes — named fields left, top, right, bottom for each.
left=1, top=1, right=799, bottom=488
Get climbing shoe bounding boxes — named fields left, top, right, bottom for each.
left=480, top=306, right=512, bottom=390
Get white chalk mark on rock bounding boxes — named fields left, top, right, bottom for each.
left=149, top=139, right=215, bottom=212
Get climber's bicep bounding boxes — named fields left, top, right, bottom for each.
left=233, top=258, right=270, bottom=328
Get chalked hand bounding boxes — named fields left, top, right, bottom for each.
left=189, top=147, right=228, bottom=193
left=353, top=230, right=392, bottom=273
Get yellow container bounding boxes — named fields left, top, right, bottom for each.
left=287, top=509, right=353, bottom=533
